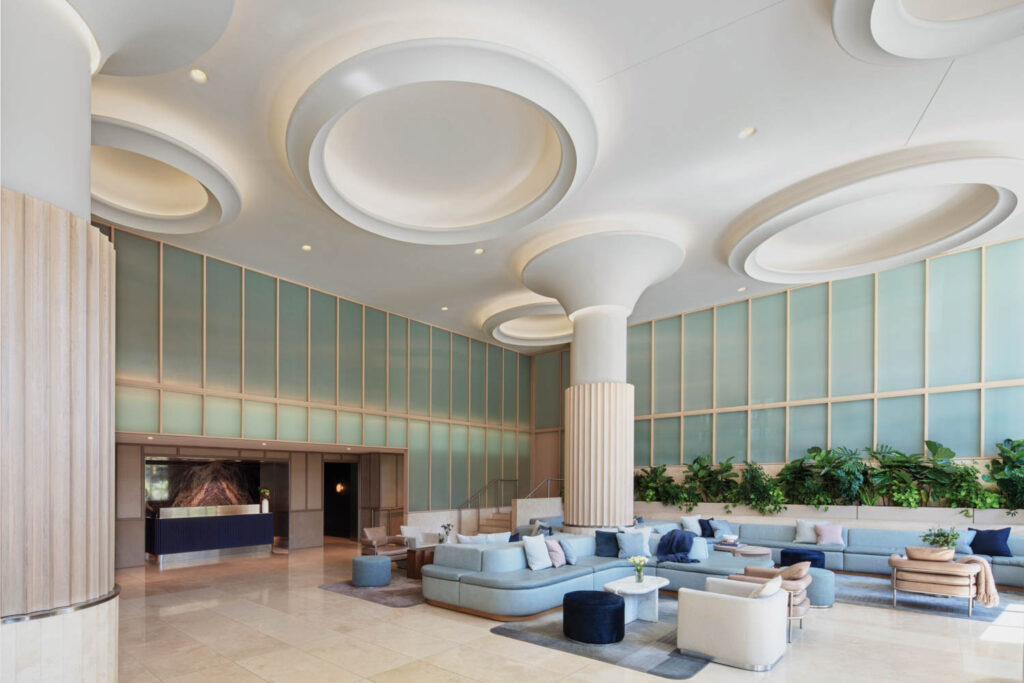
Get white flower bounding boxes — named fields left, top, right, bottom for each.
left=628, top=555, right=648, bottom=568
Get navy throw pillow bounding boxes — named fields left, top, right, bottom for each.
left=595, top=530, right=619, bottom=557
left=509, top=532, right=521, bottom=543
left=697, top=518, right=716, bottom=538
left=969, top=527, right=1012, bottom=557
left=633, top=516, right=645, bottom=526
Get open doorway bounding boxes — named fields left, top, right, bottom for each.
left=324, top=462, right=358, bottom=540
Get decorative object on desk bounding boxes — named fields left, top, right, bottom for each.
left=259, top=487, right=270, bottom=514
left=440, top=522, right=453, bottom=543
left=721, top=534, right=739, bottom=544
left=629, top=555, right=648, bottom=582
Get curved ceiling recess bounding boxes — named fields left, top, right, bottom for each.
left=91, top=116, right=241, bottom=234
left=286, top=38, right=597, bottom=245
left=483, top=301, right=573, bottom=348
left=725, top=145, right=1024, bottom=284
left=832, top=0, right=1024, bottom=63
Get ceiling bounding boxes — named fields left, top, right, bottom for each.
left=76, top=0, right=1024, bottom=350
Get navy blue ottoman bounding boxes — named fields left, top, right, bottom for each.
left=781, top=548, right=826, bottom=569
left=563, top=591, right=625, bottom=644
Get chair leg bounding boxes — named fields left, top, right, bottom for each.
left=969, top=596, right=973, bottom=618
left=787, top=618, right=792, bottom=643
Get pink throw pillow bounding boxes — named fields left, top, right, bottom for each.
left=546, top=539, right=566, bottom=568
left=815, top=523, right=845, bottom=547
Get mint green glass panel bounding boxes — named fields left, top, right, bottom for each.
left=653, top=417, right=680, bottom=466
left=278, top=282, right=308, bottom=400
left=716, top=302, right=748, bottom=408
left=653, top=317, right=681, bottom=414
left=309, top=291, right=336, bottom=403
left=469, top=340, right=487, bottom=422
left=387, top=417, right=407, bottom=448
left=716, top=411, right=747, bottom=462
left=451, top=425, right=469, bottom=508
left=161, top=392, right=202, bottom=435
left=750, top=408, right=784, bottom=463
left=115, top=386, right=158, bottom=432
left=831, top=276, right=874, bottom=396
left=985, top=386, right=1024, bottom=456
left=986, top=240, right=1024, bottom=381
left=409, top=321, right=430, bottom=416
left=634, top=419, right=651, bottom=467
left=534, top=352, right=561, bottom=429
left=518, top=354, right=531, bottom=428
left=683, top=414, right=711, bottom=464
left=470, top=427, right=486, bottom=497
left=205, top=396, right=241, bottom=438
left=750, top=294, right=786, bottom=404
left=877, top=395, right=923, bottom=454
left=243, top=401, right=276, bottom=440
left=338, top=411, right=362, bottom=445
left=486, top=429, right=501, bottom=507
left=929, top=390, right=979, bottom=457
left=408, top=421, right=429, bottom=511
left=244, top=271, right=276, bottom=396
left=278, top=404, right=307, bottom=441
left=364, top=308, right=387, bottom=410
left=789, top=404, right=826, bottom=460
left=430, top=423, right=450, bottom=510
left=310, top=408, right=334, bottom=443
left=431, top=328, right=451, bottom=417
left=161, top=246, right=202, bottom=386
left=831, top=400, right=873, bottom=452
left=387, top=315, right=408, bottom=413
left=502, top=431, right=517, bottom=504
left=561, top=350, right=570, bottom=396
left=929, top=250, right=981, bottom=387
left=364, top=414, right=386, bottom=447
left=503, top=349, right=517, bottom=425
left=683, top=310, right=713, bottom=410
left=114, top=232, right=158, bottom=380
left=451, top=335, right=469, bottom=420
left=205, top=259, right=241, bottom=391
left=628, top=323, right=652, bottom=416
left=878, top=262, right=925, bottom=391
left=789, top=285, right=827, bottom=400
left=517, top=433, right=531, bottom=500
left=338, top=300, right=363, bottom=406
left=487, top=346, right=502, bottom=424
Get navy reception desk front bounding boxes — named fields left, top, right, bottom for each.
left=146, top=512, right=274, bottom=556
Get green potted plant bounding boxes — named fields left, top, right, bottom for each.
left=910, top=527, right=961, bottom=561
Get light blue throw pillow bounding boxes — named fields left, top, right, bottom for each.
left=709, top=520, right=734, bottom=537
left=954, top=529, right=977, bottom=556
left=616, top=529, right=652, bottom=558
left=559, top=539, right=579, bottom=565
left=689, top=537, right=709, bottom=561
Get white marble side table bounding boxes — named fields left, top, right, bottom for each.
left=603, top=575, right=670, bottom=624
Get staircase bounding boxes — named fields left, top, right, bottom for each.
left=478, top=510, right=512, bottom=533
left=456, top=478, right=519, bottom=533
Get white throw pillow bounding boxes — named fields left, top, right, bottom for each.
left=681, top=514, right=702, bottom=535
left=456, top=533, right=484, bottom=544
left=485, top=531, right=512, bottom=544
left=753, top=576, right=783, bottom=598
left=794, top=519, right=823, bottom=544
left=523, top=534, right=554, bottom=570
left=399, top=526, right=421, bottom=544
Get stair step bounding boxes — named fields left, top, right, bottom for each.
left=489, top=513, right=511, bottom=521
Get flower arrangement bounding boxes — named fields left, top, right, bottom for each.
left=440, top=522, right=453, bottom=543
left=628, top=555, right=649, bottom=582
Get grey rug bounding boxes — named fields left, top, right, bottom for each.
left=319, top=567, right=425, bottom=608
left=492, top=597, right=708, bottom=679
left=835, top=573, right=1017, bottom=621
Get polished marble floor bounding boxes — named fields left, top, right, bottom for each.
left=117, top=538, right=1024, bottom=682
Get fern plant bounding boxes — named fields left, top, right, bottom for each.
left=736, top=462, right=786, bottom=515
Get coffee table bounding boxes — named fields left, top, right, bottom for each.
left=714, top=543, right=772, bottom=559
left=406, top=545, right=437, bottom=580
left=603, top=575, right=670, bottom=623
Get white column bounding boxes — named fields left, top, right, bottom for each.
left=570, top=305, right=628, bottom=385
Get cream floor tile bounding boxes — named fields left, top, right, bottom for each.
left=345, top=621, right=455, bottom=658
left=369, top=660, right=476, bottom=682
left=302, top=632, right=415, bottom=677
left=162, top=661, right=267, bottom=683
left=237, top=647, right=362, bottom=683
left=562, top=660, right=663, bottom=682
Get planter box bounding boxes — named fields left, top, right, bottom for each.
left=972, top=508, right=1024, bottom=527
left=855, top=506, right=972, bottom=525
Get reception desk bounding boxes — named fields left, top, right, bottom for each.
left=145, top=504, right=274, bottom=568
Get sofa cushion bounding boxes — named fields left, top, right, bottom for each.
left=575, top=555, right=634, bottom=571
left=649, top=521, right=683, bottom=535
left=846, top=528, right=921, bottom=554
left=595, top=530, right=619, bottom=557
left=546, top=539, right=566, bottom=568
left=710, top=520, right=734, bottom=537
left=970, top=528, right=1013, bottom=557
left=433, top=544, right=484, bottom=571
left=698, top=518, right=716, bottom=538
left=485, top=532, right=513, bottom=544
left=681, top=515, right=702, bottom=535
left=814, top=524, right=845, bottom=547
left=559, top=539, right=578, bottom=565
left=481, top=545, right=528, bottom=572
left=990, top=555, right=1024, bottom=567
left=617, top=528, right=652, bottom=558
left=558, top=534, right=596, bottom=560
left=523, top=535, right=553, bottom=571
left=460, top=564, right=593, bottom=590
left=794, top=520, right=823, bottom=543
left=420, top=564, right=477, bottom=581
left=955, top=529, right=977, bottom=556
left=739, top=524, right=797, bottom=544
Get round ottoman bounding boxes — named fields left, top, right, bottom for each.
left=781, top=548, right=826, bottom=569
left=352, top=555, right=391, bottom=587
left=806, top=567, right=835, bottom=608
left=563, top=591, right=625, bottom=644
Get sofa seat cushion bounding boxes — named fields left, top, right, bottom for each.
left=661, top=554, right=772, bottom=575
left=846, top=544, right=907, bottom=557
left=988, top=555, right=1024, bottom=567
left=421, top=564, right=477, bottom=581
left=432, top=544, right=485, bottom=572
left=575, top=556, right=635, bottom=571
left=461, top=564, right=593, bottom=590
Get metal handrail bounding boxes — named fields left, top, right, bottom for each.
left=524, top=478, right=564, bottom=499
left=456, top=478, right=519, bottom=532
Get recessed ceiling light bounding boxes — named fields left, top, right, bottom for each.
left=737, top=286, right=747, bottom=292
left=474, top=248, right=485, bottom=255
left=301, top=244, right=312, bottom=252
left=441, top=306, right=449, bottom=311
left=189, top=68, right=208, bottom=84
left=738, top=126, right=757, bottom=139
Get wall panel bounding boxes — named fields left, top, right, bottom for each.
left=452, top=334, right=469, bottom=420
left=715, top=302, right=748, bottom=408
left=876, top=395, right=923, bottom=454
left=789, top=285, right=827, bottom=401
left=409, top=321, right=430, bottom=416
left=388, top=315, right=408, bottom=413
left=652, top=417, right=680, bottom=466
left=114, top=231, right=158, bottom=380
left=161, top=246, right=202, bottom=386
left=788, top=404, right=826, bottom=460
left=928, top=390, right=979, bottom=457
left=309, top=291, right=336, bottom=403
left=683, top=310, right=712, bottom=410
left=431, top=328, right=451, bottom=417
left=278, top=282, right=308, bottom=400
left=750, top=294, right=785, bottom=404
left=338, top=299, right=363, bottom=406
left=683, top=414, right=711, bottom=464
left=628, top=322, right=652, bottom=416
left=831, top=400, right=872, bottom=451
left=653, top=317, right=681, bottom=414
left=633, top=419, right=651, bottom=467
left=487, top=346, right=502, bottom=424
left=877, top=262, right=925, bottom=391
left=244, top=271, right=276, bottom=396
left=929, top=250, right=981, bottom=387
left=750, top=408, right=785, bottom=463
left=469, top=340, right=487, bottom=423
left=831, top=275, right=873, bottom=397
left=205, top=258, right=242, bottom=392
left=986, top=240, right=1024, bottom=381
left=364, top=308, right=387, bottom=410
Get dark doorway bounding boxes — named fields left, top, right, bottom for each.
left=324, top=462, right=358, bottom=539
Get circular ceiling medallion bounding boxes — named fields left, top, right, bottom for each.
left=726, top=146, right=1024, bottom=284
left=833, top=0, right=1024, bottom=63
left=286, top=38, right=597, bottom=245
left=483, top=302, right=572, bottom=348
left=91, top=116, right=241, bottom=234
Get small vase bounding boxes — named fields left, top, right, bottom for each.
left=635, top=569, right=644, bottom=583
left=260, top=499, right=269, bottom=513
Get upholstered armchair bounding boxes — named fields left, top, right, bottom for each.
left=728, top=561, right=812, bottom=641
left=676, top=577, right=789, bottom=672
left=360, top=526, right=408, bottom=559
left=889, top=552, right=981, bottom=616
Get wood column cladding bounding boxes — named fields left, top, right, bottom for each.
left=1, top=188, right=116, bottom=616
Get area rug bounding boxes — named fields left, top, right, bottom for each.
left=492, top=598, right=707, bottom=680
left=834, top=573, right=1019, bottom=621
left=319, top=567, right=425, bottom=608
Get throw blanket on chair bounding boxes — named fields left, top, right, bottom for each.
left=958, top=555, right=999, bottom=608
left=657, top=529, right=699, bottom=563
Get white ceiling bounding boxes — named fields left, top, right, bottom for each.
left=83, top=0, right=1024, bottom=349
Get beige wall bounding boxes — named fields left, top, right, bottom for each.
left=115, top=445, right=146, bottom=568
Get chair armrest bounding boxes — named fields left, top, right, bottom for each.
left=386, top=535, right=405, bottom=545
left=889, top=556, right=981, bottom=575
left=727, top=574, right=768, bottom=585
left=705, top=577, right=759, bottom=597
left=744, top=566, right=782, bottom=579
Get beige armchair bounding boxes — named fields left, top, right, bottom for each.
left=360, top=526, right=408, bottom=560
left=728, top=561, right=812, bottom=641
left=676, top=577, right=789, bottom=672
left=889, top=553, right=981, bottom=616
